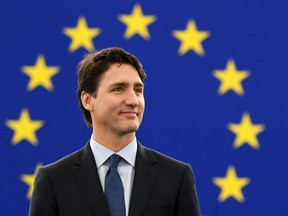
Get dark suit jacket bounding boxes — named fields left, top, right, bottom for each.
left=29, top=142, right=200, bottom=216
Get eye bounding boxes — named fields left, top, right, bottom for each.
left=134, top=87, right=143, bottom=94
left=112, top=87, right=123, bottom=92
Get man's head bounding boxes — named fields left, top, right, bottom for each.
left=77, top=47, right=146, bottom=131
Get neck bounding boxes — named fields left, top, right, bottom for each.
left=92, top=130, right=135, bottom=152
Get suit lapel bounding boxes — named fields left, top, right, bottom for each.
left=71, top=143, right=110, bottom=216
left=128, top=143, right=160, bottom=216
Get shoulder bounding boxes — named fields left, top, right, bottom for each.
left=41, top=142, right=91, bottom=175
left=138, top=143, right=194, bottom=174
left=138, top=142, right=197, bottom=186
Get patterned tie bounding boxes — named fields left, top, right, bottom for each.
left=105, top=154, right=125, bottom=216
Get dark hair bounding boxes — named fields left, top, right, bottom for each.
left=77, top=47, right=147, bottom=128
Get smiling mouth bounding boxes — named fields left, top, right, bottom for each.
left=120, top=111, right=138, bottom=117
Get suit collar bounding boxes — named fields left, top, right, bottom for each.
left=128, top=142, right=160, bottom=216
left=89, top=136, right=138, bottom=168
left=70, top=141, right=160, bottom=216
left=71, top=142, right=110, bottom=216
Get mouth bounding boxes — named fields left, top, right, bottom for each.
left=120, top=111, right=138, bottom=117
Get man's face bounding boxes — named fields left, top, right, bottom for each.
left=88, top=63, right=145, bottom=137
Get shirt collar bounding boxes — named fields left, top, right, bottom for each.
left=89, top=134, right=137, bottom=169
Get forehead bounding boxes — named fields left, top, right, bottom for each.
left=100, top=63, right=143, bottom=86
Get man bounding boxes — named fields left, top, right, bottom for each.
left=29, top=47, right=200, bottom=216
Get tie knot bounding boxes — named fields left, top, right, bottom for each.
left=109, top=154, right=121, bottom=168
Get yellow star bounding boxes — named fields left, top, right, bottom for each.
left=21, top=55, right=60, bottom=91
left=213, top=59, right=250, bottom=96
left=213, top=165, right=250, bottom=202
left=172, top=20, right=210, bottom=56
left=63, top=16, right=101, bottom=52
left=228, top=112, right=265, bottom=149
left=5, top=108, right=44, bottom=145
left=21, top=163, right=43, bottom=200
left=118, top=4, right=157, bottom=40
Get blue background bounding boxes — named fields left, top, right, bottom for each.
left=1, top=0, right=288, bottom=215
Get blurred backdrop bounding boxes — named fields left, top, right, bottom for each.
left=1, top=0, right=288, bottom=215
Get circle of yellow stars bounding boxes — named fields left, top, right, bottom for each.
left=118, top=4, right=157, bottom=40
left=228, top=112, right=265, bottom=150
left=213, top=166, right=250, bottom=202
left=213, top=59, right=250, bottom=96
left=4, top=3, right=266, bottom=205
left=172, top=19, right=210, bottom=56
left=63, top=16, right=101, bottom=52
left=21, top=55, right=60, bottom=91
left=20, top=163, right=43, bottom=200
left=6, top=108, right=44, bottom=145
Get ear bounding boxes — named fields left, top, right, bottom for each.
left=81, top=91, right=93, bottom=111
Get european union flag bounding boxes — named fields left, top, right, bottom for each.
left=1, top=0, right=288, bottom=215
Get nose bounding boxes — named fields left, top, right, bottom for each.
left=124, top=89, right=139, bottom=107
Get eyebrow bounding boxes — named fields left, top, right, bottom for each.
left=109, top=82, right=144, bottom=88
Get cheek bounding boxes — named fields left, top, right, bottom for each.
left=96, top=97, right=115, bottom=110
left=139, top=98, right=145, bottom=111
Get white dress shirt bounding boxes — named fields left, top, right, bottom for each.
left=89, top=135, right=137, bottom=216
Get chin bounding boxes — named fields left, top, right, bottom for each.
left=122, top=124, right=140, bottom=134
